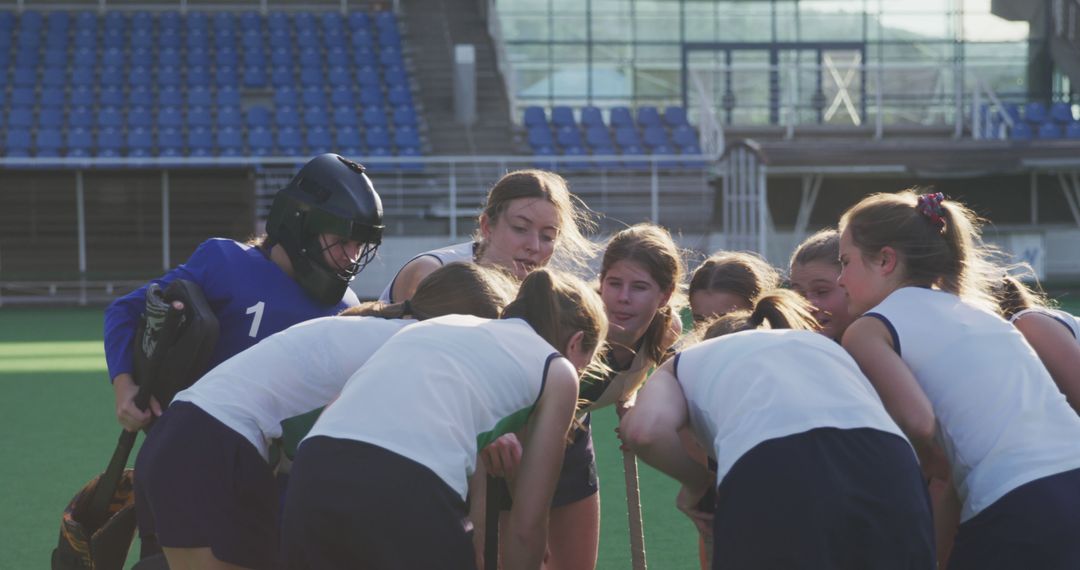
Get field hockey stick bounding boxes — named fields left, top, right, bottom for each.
left=83, top=295, right=184, bottom=533
left=484, top=475, right=503, bottom=570
left=623, top=449, right=648, bottom=570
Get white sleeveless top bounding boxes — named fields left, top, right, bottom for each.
left=305, top=315, right=564, bottom=499
left=377, top=241, right=476, bottom=303
left=674, top=329, right=907, bottom=486
left=1010, top=307, right=1080, bottom=342
left=173, top=316, right=410, bottom=461
left=867, top=287, right=1080, bottom=521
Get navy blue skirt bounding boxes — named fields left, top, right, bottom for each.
left=281, top=436, right=475, bottom=570
left=948, top=466, right=1080, bottom=570
left=712, top=427, right=934, bottom=570
left=134, top=401, right=278, bottom=569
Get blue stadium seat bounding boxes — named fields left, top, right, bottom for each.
left=527, top=127, right=554, bottom=148
left=158, top=47, right=182, bottom=68
left=243, top=48, right=266, bottom=68
left=215, top=48, right=239, bottom=68
left=294, top=11, right=316, bottom=31
left=130, top=66, right=153, bottom=88
left=130, top=86, right=154, bottom=107
left=551, top=107, right=576, bottom=129
left=131, top=28, right=154, bottom=50
left=1010, top=121, right=1032, bottom=140
left=102, top=47, right=125, bottom=67
left=357, top=66, right=380, bottom=87
left=306, top=127, right=333, bottom=154
left=328, top=66, right=353, bottom=88
left=299, top=67, right=324, bottom=87
left=187, top=86, right=213, bottom=107
left=158, top=106, right=184, bottom=129
left=302, top=86, right=326, bottom=107
left=127, top=128, right=154, bottom=158
left=160, top=28, right=182, bottom=49
left=276, top=127, right=304, bottom=155
left=642, top=127, right=670, bottom=149
left=297, top=28, right=320, bottom=49
left=39, top=108, right=64, bottom=128
left=378, top=29, right=402, bottom=50
left=580, top=106, right=605, bottom=128
left=365, top=128, right=391, bottom=149
left=73, top=28, right=96, bottom=49
left=298, top=47, right=321, bottom=68
left=275, top=106, right=301, bottom=129
left=383, top=66, right=408, bottom=88
left=387, top=85, right=412, bottom=106
left=66, top=128, right=94, bottom=157
left=69, top=106, right=94, bottom=129
left=330, top=86, right=357, bottom=107
left=43, top=49, right=66, bottom=67
left=97, top=127, right=125, bottom=157
left=246, top=106, right=271, bottom=129
left=6, top=106, right=32, bottom=129
left=523, top=106, right=547, bottom=128
left=188, top=128, right=215, bottom=157
left=158, top=87, right=185, bottom=107
left=128, top=106, right=154, bottom=129
left=242, top=30, right=264, bottom=53
left=335, top=126, right=363, bottom=149
left=4, top=128, right=31, bottom=156
left=35, top=128, right=63, bottom=157
left=73, top=47, right=96, bottom=68
left=97, top=106, right=124, bottom=129
left=663, top=107, right=689, bottom=128
left=610, top=106, right=634, bottom=129
left=671, top=126, right=697, bottom=147
left=379, top=47, right=404, bottom=68
left=556, top=127, right=583, bottom=148
left=160, top=10, right=182, bottom=30
left=359, top=86, right=384, bottom=106
left=248, top=127, right=274, bottom=156
left=1051, top=102, right=1073, bottom=124
left=348, top=11, right=371, bottom=30
left=1025, top=102, right=1048, bottom=124
left=1067, top=122, right=1080, bottom=140
left=274, top=88, right=299, bottom=108
left=12, top=87, right=37, bottom=107
left=218, top=106, right=243, bottom=129
left=157, top=66, right=182, bottom=88
left=352, top=30, right=375, bottom=51
left=271, top=66, right=294, bottom=87
left=188, top=107, right=214, bottom=129
left=187, top=46, right=211, bottom=68
left=40, top=88, right=65, bottom=109
left=243, top=66, right=267, bottom=88
left=73, top=11, right=95, bottom=29
left=394, top=128, right=421, bottom=148
left=392, top=105, right=418, bottom=127
left=1037, top=122, right=1062, bottom=139
left=636, top=106, right=662, bottom=128
left=217, top=128, right=245, bottom=156
left=100, top=87, right=125, bottom=108
left=186, top=28, right=209, bottom=51
left=304, top=107, right=329, bottom=129
left=215, top=65, right=238, bottom=86
left=157, top=128, right=185, bottom=157
left=131, top=11, right=152, bottom=31
left=614, top=127, right=641, bottom=147
left=270, top=46, right=293, bottom=67
left=585, top=127, right=613, bottom=148
left=332, top=106, right=360, bottom=129
left=217, top=87, right=242, bottom=107
left=362, top=106, right=389, bottom=128
left=12, top=67, right=36, bottom=88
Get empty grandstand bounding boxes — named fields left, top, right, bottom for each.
left=2, top=0, right=1080, bottom=304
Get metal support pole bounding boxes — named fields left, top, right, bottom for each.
left=76, top=171, right=87, bottom=275
left=650, top=161, right=659, bottom=223
left=874, top=64, right=885, bottom=139
left=449, top=164, right=458, bottom=239
left=162, top=170, right=171, bottom=270
left=1031, top=170, right=1039, bottom=225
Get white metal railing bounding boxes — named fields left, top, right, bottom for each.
left=971, top=76, right=1017, bottom=140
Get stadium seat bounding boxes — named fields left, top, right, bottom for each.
left=100, top=87, right=125, bottom=108
left=128, top=107, right=154, bottom=129
left=275, top=107, right=301, bottom=129
left=585, top=127, right=613, bottom=148
left=551, top=107, right=576, bottom=129
left=302, top=86, right=326, bottom=107
left=7, top=107, right=33, bottom=129
left=394, top=127, right=421, bottom=149
left=188, top=107, right=214, bottom=129
left=217, top=127, right=245, bottom=156
left=671, top=126, right=697, bottom=147
left=66, top=128, right=94, bottom=157
left=218, top=106, right=243, bottom=129
left=248, top=127, right=274, bottom=156
left=277, top=127, right=305, bottom=155
left=527, top=127, right=555, bottom=148
left=387, top=85, right=412, bottom=106
left=664, top=107, right=689, bottom=127
left=97, top=107, right=125, bottom=129
left=365, top=128, right=391, bottom=149
left=614, top=127, right=641, bottom=147
left=1037, top=122, right=1062, bottom=139
left=362, top=106, right=389, bottom=128
left=1024, top=102, right=1048, bottom=124
left=5, top=129, right=32, bottom=156
left=307, top=127, right=333, bottom=154
left=39, top=108, right=64, bottom=128
left=274, top=88, right=299, bottom=108
left=40, top=89, right=65, bottom=109
left=188, top=86, right=214, bottom=108
left=330, top=86, right=358, bottom=107
left=127, top=128, right=154, bottom=157
left=332, top=107, right=360, bottom=129
left=636, top=106, right=662, bottom=128
left=384, top=66, right=408, bottom=87
left=642, top=127, right=671, bottom=149
left=42, top=67, right=66, bottom=88
left=304, top=107, right=330, bottom=129
left=69, top=106, right=94, bottom=129
left=97, top=127, right=125, bottom=157
left=335, top=126, right=363, bottom=150
left=556, top=127, right=583, bottom=148
left=157, top=128, right=185, bottom=157
left=130, top=86, right=154, bottom=107
left=393, top=105, right=418, bottom=127
left=188, top=128, right=215, bottom=156
left=1067, top=122, right=1080, bottom=140
left=610, top=107, right=634, bottom=129
left=243, top=66, right=268, bottom=88
left=217, top=87, right=242, bottom=107
left=158, top=106, right=184, bottom=129
left=1010, top=122, right=1032, bottom=140
left=1051, top=102, right=1073, bottom=124
left=247, top=106, right=272, bottom=129
left=580, top=106, right=605, bottom=128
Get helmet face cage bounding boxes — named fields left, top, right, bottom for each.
left=312, top=234, right=380, bottom=280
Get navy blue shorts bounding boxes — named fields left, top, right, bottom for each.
left=712, top=427, right=934, bottom=570
left=134, top=401, right=278, bottom=569
left=948, top=467, right=1080, bottom=570
left=281, top=436, right=475, bottom=570
left=494, top=415, right=599, bottom=510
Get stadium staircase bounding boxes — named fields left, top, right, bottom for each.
left=398, top=0, right=514, bottom=156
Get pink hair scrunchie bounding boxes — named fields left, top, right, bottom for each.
left=916, top=192, right=947, bottom=232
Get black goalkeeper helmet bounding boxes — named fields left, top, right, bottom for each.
left=266, top=154, right=384, bottom=305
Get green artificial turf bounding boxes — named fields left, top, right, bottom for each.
left=0, top=307, right=697, bottom=569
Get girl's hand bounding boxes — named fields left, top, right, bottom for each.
left=480, top=433, right=523, bottom=478
left=676, top=483, right=714, bottom=537
left=113, top=373, right=162, bottom=432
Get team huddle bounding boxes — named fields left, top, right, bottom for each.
left=103, top=154, right=1080, bottom=570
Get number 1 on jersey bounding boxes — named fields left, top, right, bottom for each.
left=246, top=301, right=265, bottom=338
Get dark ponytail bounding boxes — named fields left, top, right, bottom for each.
left=703, top=289, right=819, bottom=340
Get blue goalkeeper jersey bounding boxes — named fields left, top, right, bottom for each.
left=104, top=238, right=359, bottom=382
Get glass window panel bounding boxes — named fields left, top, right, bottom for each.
left=634, top=2, right=681, bottom=42
left=591, top=0, right=633, bottom=42
left=683, top=2, right=719, bottom=42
